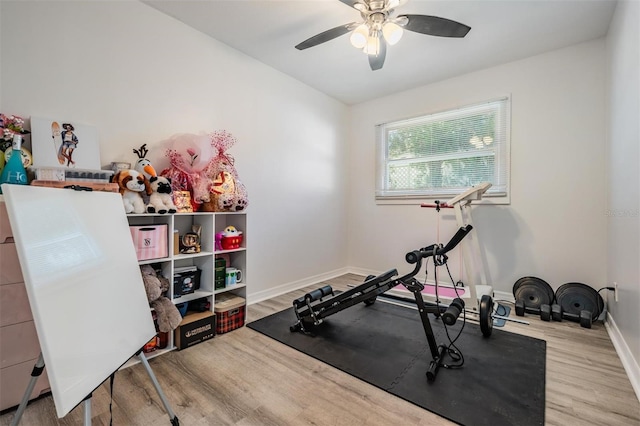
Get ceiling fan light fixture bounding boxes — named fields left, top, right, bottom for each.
left=363, top=32, right=381, bottom=56
left=294, top=0, right=471, bottom=71
left=382, top=21, right=403, bottom=45
left=350, top=23, right=369, bottom=49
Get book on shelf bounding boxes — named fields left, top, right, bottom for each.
left=174, top=266, right=198, bottom=274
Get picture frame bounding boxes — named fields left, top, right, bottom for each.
left=30, top=117, right=101, bottom=170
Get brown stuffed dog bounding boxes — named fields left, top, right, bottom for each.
left=140, top=265, right=182, bottom=333
left=112, top=169, right=152, bottom=214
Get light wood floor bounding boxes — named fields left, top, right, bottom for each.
left=2, top=274, right=639, bottom=425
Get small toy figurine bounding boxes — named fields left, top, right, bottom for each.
left=220, top=226, right=243, bottom=250
left=215, top=232, right=224, bottom=251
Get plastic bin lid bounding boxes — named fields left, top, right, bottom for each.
left=214, top=293, right=245, bottom=312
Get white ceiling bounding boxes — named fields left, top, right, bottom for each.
left=142, top=0, right=617, bottom=105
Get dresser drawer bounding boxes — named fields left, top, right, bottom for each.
left=0, top=359, right=50, bottom=412
left=0, top=321, right=40, bottom=369
left=0, top=283, right=33, bottom=327
left=0, top=242, right=23, bottom=285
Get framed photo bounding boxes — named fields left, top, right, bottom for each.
left=30, top=117, right=101, bottom=170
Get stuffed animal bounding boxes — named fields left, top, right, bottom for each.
left=139, top=265, right=182, bottom=333
left=112, top=169, right=151, bottom=214
left=203, top=170, right=249, bottom=212
left=133, top=144, right=159, bottom=212
left=232, top=178, right=249, bottom=212
left=133, top=144, right=158, bottom=181
left=149, top=176, right=177, bottom=214
left=210, top=171, right=235, bottom=211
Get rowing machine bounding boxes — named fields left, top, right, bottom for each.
left=290, top=226, right=474, bottom=381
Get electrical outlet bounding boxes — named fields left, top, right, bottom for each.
left=614, top=282, right=619, bottom=302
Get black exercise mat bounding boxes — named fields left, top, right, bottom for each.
left=248, top=301, right=545, bottom=426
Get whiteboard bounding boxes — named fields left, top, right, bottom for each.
left=1, top=184, right=156, bottom=418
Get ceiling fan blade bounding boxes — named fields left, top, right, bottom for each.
left=399, top=14, right=471, bottom=38
left=368, top=39, right=386, bottom=71
left=295, top=22, right=357, bottom=50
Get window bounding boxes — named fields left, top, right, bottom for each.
left=376, top=97, right=510, bottom=203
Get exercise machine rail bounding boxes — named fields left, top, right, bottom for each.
left=290, top=225, right=473, bottom=381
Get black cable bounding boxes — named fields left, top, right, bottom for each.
left=597, top=287, right=613, bottom=312
left=494, top=304, right=508, bottom=317
left=442, top=262, right=465, bottom=368
left=428, top=254, right=465, bottom=369
left=109, top=372, right=115, bottom=426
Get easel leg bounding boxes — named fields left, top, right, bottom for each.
left=10, top=352, right=45, bottom=426
left=137, top=353, right=180, bottom=426
left=82, top=395, right=92, bottom=426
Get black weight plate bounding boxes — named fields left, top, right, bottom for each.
left=513, top=276, right=554, bottom=304
left=555, top=282, right=603, bottom=321
left=480, top=295, right=493, bottom=337
left=514, top=282, right=553, bottom=310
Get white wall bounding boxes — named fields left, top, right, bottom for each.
left=0, top=1, right=350, bottom=302
left=347, top=40, right=608, bottom=298
left=605, top=0, right=640, bottom=398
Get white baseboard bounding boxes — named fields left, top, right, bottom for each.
left=492, top=290, right=514, bottom=304
left=348, top=266, right=385, bottom=278
left=246, top=267, right=350, bottom=305
left=605, top=312, right=640, bottom=402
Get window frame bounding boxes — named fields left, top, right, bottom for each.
left=375, top=96, right=511, bottom=205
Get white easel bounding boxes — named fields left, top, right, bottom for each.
left=11, top=351, right=179, bottom=426
left=2, top=184, right=181, bottom=425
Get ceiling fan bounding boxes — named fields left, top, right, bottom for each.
left=295, top=0, right=471, bottom=71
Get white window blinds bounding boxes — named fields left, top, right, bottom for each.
left=376, top=97, right=510, bottom=201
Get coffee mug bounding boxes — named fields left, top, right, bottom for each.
left=225, top=267, right=243, bottom=286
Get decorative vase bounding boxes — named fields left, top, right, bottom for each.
left=0, top=135, right=28, bottom=194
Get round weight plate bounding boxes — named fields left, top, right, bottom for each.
left=513, top=277, right=554, bottom=304
left=540, top=304, right=551, bottom=321
left=514, top=282, right=553, bottom=310
left=480, top=295, right=493, bottom=337
left=555, top=283, right=604, bottom=321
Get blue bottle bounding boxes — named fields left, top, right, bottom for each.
left=0, top=134, right=28, bottom=193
